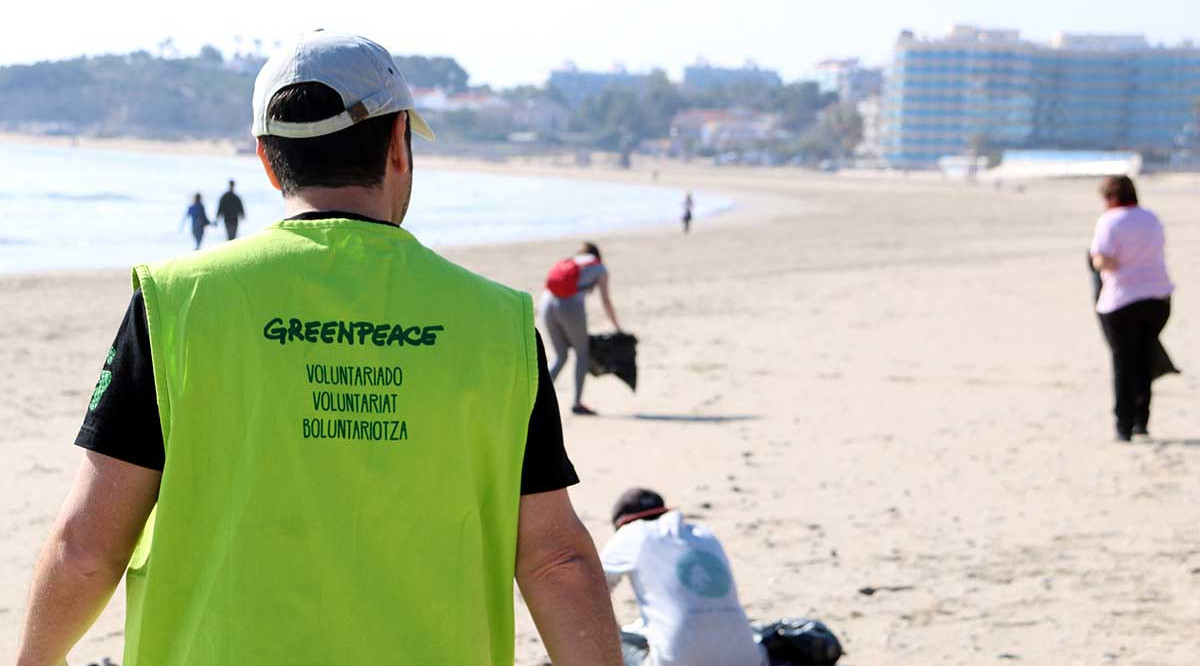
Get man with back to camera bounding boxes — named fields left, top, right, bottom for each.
left=16, top=31, right=622, bottom=666
left=216, top=178, right=245, bottom=240
left=602, top=488, right=767, bottom=666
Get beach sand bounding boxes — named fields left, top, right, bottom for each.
left=2, top=162, right=1199, bottom=665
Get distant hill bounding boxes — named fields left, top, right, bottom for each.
left=0, top=48, right=469, bottom=141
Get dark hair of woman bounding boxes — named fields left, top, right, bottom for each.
left=1101, top=175, right=1138, bottom=207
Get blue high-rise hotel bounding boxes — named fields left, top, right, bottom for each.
left=882, top=26, right=1200, bottom=166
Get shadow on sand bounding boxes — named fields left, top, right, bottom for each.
left=616, top=413, right=762, bottom=424
left=1147, top=438, right=1200, bottom=448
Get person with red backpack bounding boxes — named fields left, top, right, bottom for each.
left=540, top=242, right=622, bottom=415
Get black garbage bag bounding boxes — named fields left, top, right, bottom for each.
left=756, top=618, right=842, bottom=666
left=1151, top=338, right=1182, bottom=380
left=588, top=332, right=637, bottom=391
left=1087, top=252, right=1179, bottom=380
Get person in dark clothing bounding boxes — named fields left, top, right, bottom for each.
left=682, top=191, right=693, bottom=233
left=182, top=193, right=213, bottom=250
left=1100, top=299, right=1171, bottom=440
left=216, top=179, right=246, bottom=240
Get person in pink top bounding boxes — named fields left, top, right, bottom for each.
left=1089, top=175, right=1175, bottom=442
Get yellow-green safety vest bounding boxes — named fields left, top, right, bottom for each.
left=123, top=217, right=537, bottom=665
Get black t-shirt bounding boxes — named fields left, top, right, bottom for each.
left=217, top=192, right=244, bottom=222
left=76, top=215, right=578, bottom=495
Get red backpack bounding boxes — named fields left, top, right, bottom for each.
left=546, top=256, right=599, bottom=298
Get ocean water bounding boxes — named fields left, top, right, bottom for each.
left=0, top=142, right=730, bottom=274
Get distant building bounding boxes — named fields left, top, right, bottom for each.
left=510, top=98, right=570, bottom=135
left=669, top=108, right=783, bottom=153
left=412, top=87, right=449, bottom=112
left=856, top=95, right=884, bottom=159
left=547, top=63, right=650, bottom=109
left=1050, top=33, right=1151, bottom=51
left=413, top=88, right=510, bottom=113
left=808, top=59, right=884, bottom=103
left=882, top=26, right=1200, bottom=167
left=682, top=61, right=782, bottom=90
left=443, top=92, right=509, bottom=113
left=1034, top=33, right=1199, bottom=152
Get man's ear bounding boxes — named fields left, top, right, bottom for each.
left=389, top=112, right=411, bottom=175
left=256, top=139, right=283, bottom=192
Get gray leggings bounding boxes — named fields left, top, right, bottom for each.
left=540, top=292, right=589, bottom=407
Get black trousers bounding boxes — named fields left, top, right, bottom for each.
left=1100, top=298, right=1171, bottom=435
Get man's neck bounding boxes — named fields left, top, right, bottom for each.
left=284, top=187, right=398, bottom=226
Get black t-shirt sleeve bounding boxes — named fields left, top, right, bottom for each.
left=520, top=332, right=579, bottom=495
left=75, top=290, right=165, bottom=470
left=75, top=296, right=578, bottom=492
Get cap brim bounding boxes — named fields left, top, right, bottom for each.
left=614, top=506, right=669, bottom=529
left=408, top=109, right=435, bottom=141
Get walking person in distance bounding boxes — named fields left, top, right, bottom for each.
left=181, top=192, right=213, bottom=250
left=216, top=179, right=246, bottom=240
left=1090, top=175, right=1175, bottom=442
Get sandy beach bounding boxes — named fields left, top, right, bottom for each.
left=2, top=158, right=1199, bottom=665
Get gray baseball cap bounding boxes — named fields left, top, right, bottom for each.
left=252, top=30, right=435, bottom=141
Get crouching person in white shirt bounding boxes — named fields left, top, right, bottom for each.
left=601, top=488, right=769, bottom=666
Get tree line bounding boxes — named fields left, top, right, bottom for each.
left=0, top=47, right=863, bottom=161
left=565, top=70, right=860, bottom=160
left=0, top=48, right=471, bottom=141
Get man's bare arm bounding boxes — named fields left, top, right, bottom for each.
left=17, top=451, right=160, bottom=666
left=515, top=489, right=622, bottom=666
left=598, top=273, right=621, bottom=332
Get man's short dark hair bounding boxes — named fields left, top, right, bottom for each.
left=1101, top=175, right=1138, bottom=207
left=611, top=488, right=667, bottom=528
left=259, top=82, right=411, bottom=195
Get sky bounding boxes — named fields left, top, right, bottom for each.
left=0, top=0, right=1195, bottom=87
